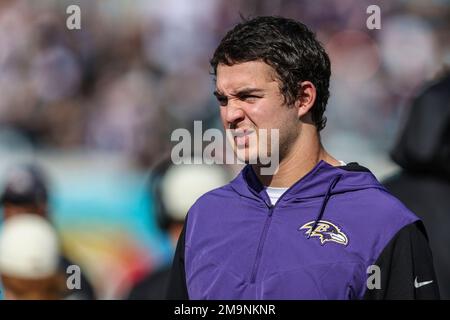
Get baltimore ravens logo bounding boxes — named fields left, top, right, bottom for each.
left=299, top=220, right=348, bottom=246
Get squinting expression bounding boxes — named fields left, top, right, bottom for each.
left=215, top=60, right=300, bottom=163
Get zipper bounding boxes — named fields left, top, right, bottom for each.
left=246, top=164, right=323, bottom=284
left=250, top=203, right=274, bottom=283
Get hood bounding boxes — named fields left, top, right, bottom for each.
left=230, top=160, right=385, bottom=205
left=391, top=73, right=450, bottom=178
left=230, top=161, right=385, bottom=231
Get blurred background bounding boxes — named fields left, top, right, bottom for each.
left=0, top=0, right=449, bottom=299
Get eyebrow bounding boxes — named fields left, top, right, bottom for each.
left=214, top=87, right=264, bottom=98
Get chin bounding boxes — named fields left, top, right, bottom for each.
left=235, top=146, right=259, bottom=164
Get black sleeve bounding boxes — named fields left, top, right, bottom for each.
left=364, top=221, right=440, bottom=299
left=165, top=220, right=189, bottom=300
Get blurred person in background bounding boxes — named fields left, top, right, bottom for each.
left=1, top=164, right=48, bottom=220
left=0, top=214, right=67, bottom=300
left=0, top=163, right=96, bottom=299
left=383, top=71, right=450, bottom=299
left=126, top=157, right=230, bottom=299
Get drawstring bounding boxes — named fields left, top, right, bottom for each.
left=308, top=174, right=342, bottom=238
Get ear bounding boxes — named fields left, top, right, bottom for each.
left=295, top=81, right=317, bottom=118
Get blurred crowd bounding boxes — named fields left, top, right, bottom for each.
left=0, top=0, right=448, bottom=168
left=0, top=0, right=449, bottom=299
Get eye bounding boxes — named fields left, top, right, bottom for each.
left=240, top=95, right=260, bottom=103
left=217, top=97, right=228, bottom=106
left=214, top=93, right=228, bottom=106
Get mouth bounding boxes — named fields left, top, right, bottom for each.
left=232, top=129, right=254, bottom=147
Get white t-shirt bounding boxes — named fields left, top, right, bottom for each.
left=264, top=160, right=347, bottom=205
left=265, top=186, right=289, bottom=206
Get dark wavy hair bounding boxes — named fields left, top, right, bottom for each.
left=210, top=16, right=331, bottom=131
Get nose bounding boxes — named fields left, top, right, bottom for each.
left=223, top=100, right=245, bottom=127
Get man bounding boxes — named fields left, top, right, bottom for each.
left=0, top=164, right=96, bottom=300
left=167, top=16, right=439, bottom=299
left=0, top=214, right=67, bottom=300
left=383, top=71, right=450, bottom=299
left=1, top=164, right=49, bottom=221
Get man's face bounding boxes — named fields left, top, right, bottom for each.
left=215, top=61, right=300, bottom=164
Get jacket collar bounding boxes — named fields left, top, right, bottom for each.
left=229, top=160, right=383, bottom=206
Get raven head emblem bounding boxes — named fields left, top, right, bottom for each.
left=299, top=220, right=348, bottom=246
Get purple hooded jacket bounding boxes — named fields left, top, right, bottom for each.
left=167, top=161, right=439, bottom=299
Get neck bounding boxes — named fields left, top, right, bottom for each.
left=253, top=125, right=340, bottom=188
